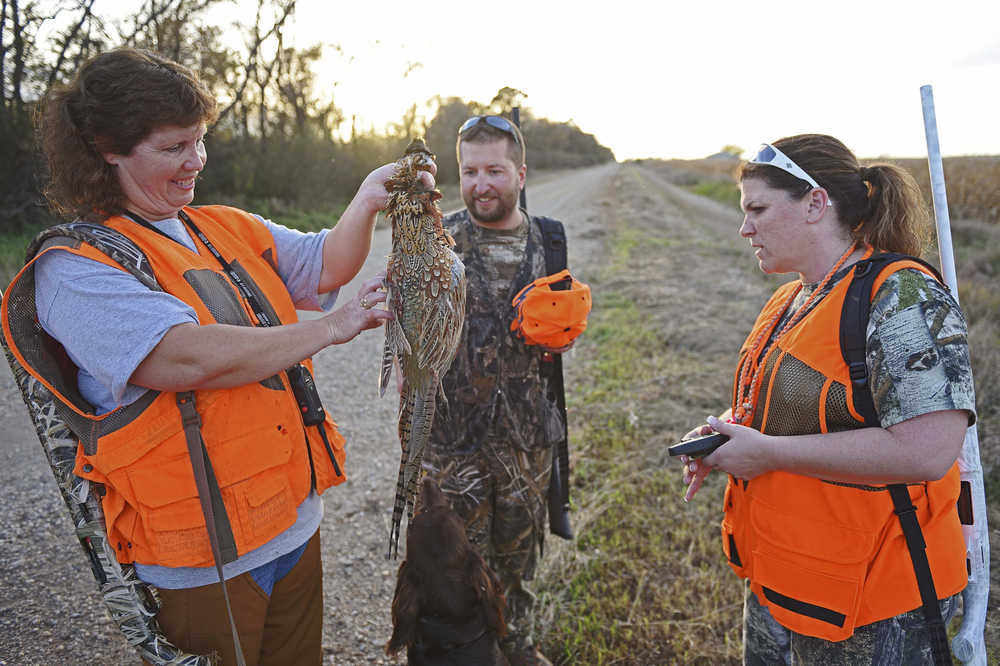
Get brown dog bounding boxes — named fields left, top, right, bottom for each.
left=386, top=477, right=509, bottom=665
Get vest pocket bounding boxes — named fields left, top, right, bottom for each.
left=749, top=498, right=878, bottom=641
left=127, top=453, right=211, bottom=567
left=720, top=519, right=746, bottom=575
left=750, top=554, right=862, bottom=642
left=721, top=480, right=749, bottom=577
left=236, top=471, right=296, bottom=540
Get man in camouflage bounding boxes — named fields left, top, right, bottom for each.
left=421, top=116, right=570, bottom=666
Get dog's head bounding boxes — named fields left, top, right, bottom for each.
left=405, top=476, right=472, bottom=569
left=386, top=477, right=506, bottom=656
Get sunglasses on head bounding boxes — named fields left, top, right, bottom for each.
left=750, top=143, right=822, bottom=190
left=459, top=115, right=521, bottom=144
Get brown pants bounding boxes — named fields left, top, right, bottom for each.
left=144, top=531, right=324, bottom=666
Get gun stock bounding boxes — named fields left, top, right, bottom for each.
left=548, top=439, right=573, bottom=539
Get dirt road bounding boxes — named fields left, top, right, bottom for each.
left=0, top=161, right=626, bottom=665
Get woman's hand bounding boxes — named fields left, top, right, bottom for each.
left=700, top=415, right=775, bottom=480
left=320, top=160, right=438, bottom=292
left=352, top=159, right=438, bottom=218
left=678, top=409, right=736, bottom=502
left=352, top=164, right=396, bottom=217
left=322, top=273, right=392, bottom=345
left=679, top=421, right=716, bottom=502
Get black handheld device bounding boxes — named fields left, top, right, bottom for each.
left=286, top=363, right=325, bottom=426
left=668, top=432, right=729, bottom=458
left=286, top=363, right=343, bottom=476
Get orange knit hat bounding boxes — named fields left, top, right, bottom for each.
left=510, top=269, right=592, bottom=347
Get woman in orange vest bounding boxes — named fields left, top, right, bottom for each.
left=7, top=47, right=433, bottom=665
left=679, top=135, right=975, bottom=664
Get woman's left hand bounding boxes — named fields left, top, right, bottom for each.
left=322, top=273, right=392, bottom=345
left=319, top=158, right=438, bottom=293
left=681, top=453, right=713, bottom=502
left=682, top=415, right=776, bottom=501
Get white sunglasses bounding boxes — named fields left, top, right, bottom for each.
left=749, top=143, right=832, bottom=206
left=750, top=143, right=822, bottom=189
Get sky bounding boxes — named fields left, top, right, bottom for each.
left=128, top=0, right=1000, bottom=161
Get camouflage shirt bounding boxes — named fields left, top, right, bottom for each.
left=774, top=263, right=977, bottom=429
left=428, top=209, right=565, bottom=454
left=867, top=268, right=976, bottom=428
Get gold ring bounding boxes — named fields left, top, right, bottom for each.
left=360, top=295, right=370, bottom=309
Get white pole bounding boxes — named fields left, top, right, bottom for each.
left=920, top=84, right=989, bottom=666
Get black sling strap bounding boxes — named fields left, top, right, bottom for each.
left=840, top=253, right=951, bottom=666
left=535, top=215, right=573, bottom=540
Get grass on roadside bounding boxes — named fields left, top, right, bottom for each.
left=536, top=212, right=743, bottom=664
left=689, top=180, right=741, bottom=210
left=537, top=296, right=742, bottom=664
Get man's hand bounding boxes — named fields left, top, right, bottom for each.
left=541, top=340, right=576, bottom=354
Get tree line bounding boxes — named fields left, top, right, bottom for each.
left=1, top=0, right=614, bottom=234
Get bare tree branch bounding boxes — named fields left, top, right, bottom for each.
left=45, top=0, right=97, bottom=91
left=215, top=0, right=294, bottom=125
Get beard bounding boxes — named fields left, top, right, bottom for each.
left=464, top=187, right=520, bottom=224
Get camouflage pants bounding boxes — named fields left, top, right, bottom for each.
left=421, top=437, right=552, bottom=659
left=743, top=582, right=960, bottom=665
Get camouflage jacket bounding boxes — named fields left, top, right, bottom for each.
left=429, top=209, right=565, bottom=454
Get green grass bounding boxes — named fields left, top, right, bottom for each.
left=535, top=214, right=743, bottom=664
left=0, top=231, right=42, bottom=286
left=688, top=180, right=742, bottom=210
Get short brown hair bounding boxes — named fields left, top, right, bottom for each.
left=739, top=134, right=930, bottom=256
left=39, top=47, right=219, bottom=222
left=456, top=119, right=526, bottom=168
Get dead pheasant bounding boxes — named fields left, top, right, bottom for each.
left=381, top=138, right=466, bottom=559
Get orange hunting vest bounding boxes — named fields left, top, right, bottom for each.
left=723, top=259, right=966, bottom=641
left=2, top=206, right=345, bottom=567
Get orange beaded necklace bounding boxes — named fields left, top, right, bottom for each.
left=733, top=242, right=867, bottom=425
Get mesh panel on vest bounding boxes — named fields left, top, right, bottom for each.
left=750, top=351, right=782, bottom=432
left=824, top=381, right=858, bottom=433
left=183, top=268, right=249, bottom=326
left=5, top=268, right=91, bottom=414
left=4, top=264, right=160, bottom=454
left=181, top=267, right=285, bottom=392
left=760, top=355, right=824, bottom=436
